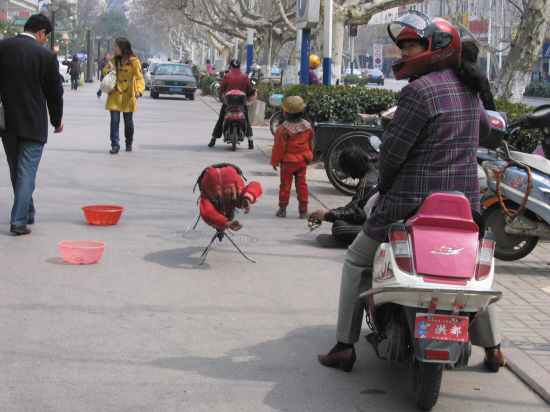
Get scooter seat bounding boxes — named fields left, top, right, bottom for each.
left=405, top=192, right=479, bottom=279
left=510, top=151, right=550, bottom=176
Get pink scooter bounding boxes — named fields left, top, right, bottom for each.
left=361, top=191, right=502, bottom=410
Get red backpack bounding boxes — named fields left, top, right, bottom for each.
left=195, top=164, right=247, bottom=213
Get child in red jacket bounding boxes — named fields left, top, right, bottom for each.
left=196, top=164, right=262, bottom=231
left=270, top=96, right=314, bottom=219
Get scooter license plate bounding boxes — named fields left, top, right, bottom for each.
left=169, top=87, right=182, bottom=92
left=414, top=314, right=469, bottom=342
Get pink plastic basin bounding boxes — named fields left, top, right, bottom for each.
left=58, top=241, right=106, bottom=264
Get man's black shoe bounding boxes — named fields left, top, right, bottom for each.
left=10, top=225, right=31, bottom=235
left=248, top=140, right=254, bottom=149
left=208, top=138, right=216, bottom=148
left=27, top=218, right=35, bottom=225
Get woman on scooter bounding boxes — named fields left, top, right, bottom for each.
left=208, top=59, right=255, bottom=149
left=318, top=11, right=504, bottom=373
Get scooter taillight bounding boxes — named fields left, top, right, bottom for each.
left=389, top=224, right=412, bottom=274
left=475, top=232, right=495, bottom=281
left=227, top=112, right=245, bottom=120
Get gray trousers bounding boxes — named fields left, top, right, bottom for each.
left=336, top=231, right=501, bottom=348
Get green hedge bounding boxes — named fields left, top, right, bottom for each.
left=253, top=84, right=399, bottom=124
left=251, top=84, right=541, bottom=153
left=524, top=80, right=550, bottom=98
left=280, top=84, right=399, bottom=124
left=494, top=99, right=540, bottom=153
left=199, top=75, right=216, bottom=96
left=344, top=74, right=360, bottom=85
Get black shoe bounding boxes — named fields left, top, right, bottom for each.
left=126, top=145, right=132, bottom=152
left=10, top=225, right=31, bottom=235
left=248, top=140, right=254, bottom=149
left=27, top=218, right=35, bottom=225
left=208, top=138, right=216, bottom=148
left=109, top=147, right=119, bottom=154
left=97, top=92, right=101, bottom=100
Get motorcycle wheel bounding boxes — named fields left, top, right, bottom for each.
left=270, top=110, right=283, bottom=136
left=483, top=202, right=539, bottom=261
left=324, top=131, right=379, bottom=196
left=232, top=125, right=238, bottom=151
left=412, top=357, right=443, bottom=411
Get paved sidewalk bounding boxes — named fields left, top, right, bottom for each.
left=239, top=92, right=550, bottom=404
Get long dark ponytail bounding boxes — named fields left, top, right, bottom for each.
left=451, top=61, right=489, bottom=94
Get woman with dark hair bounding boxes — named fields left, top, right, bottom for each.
left=309, top=147, right=378, bottom=247
left=102, top=37, right=145, bottom=154
left=67, top=55, right=81, bottom=90
left=319, top=12, right=503, bottom=374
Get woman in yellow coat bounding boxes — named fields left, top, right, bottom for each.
left=102, top=37, right=145, bottom=154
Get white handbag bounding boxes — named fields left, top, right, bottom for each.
left=100, top=63, right=116, bottom=93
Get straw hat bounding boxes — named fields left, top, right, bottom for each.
left=282, top=96, right=306, bottom=114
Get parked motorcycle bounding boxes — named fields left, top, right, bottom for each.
left=361, top=191, right=502, bottom=410
left=222, top=89, right=256, bottom=151
left=479, top=105, right=550, bottom=260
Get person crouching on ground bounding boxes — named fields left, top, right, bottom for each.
left=309, top=147, right=379, bottom=247
left=198, top=164, right=262, bottom=231
left=270, top=96, right=314, bottom=219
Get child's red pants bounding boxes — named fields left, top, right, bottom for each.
left=279, top=161, right=308, bottom=212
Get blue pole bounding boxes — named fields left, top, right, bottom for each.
left=322, top=57, right=331, bottom=86
left=300, top=28, right=311, bottom=85
left=247, top=28, right=254, bottom=73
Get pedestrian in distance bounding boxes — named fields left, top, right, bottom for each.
left=309, top=55, right=320, bottom=85
left=67, top=55, right=81, bottom=90
left=318, top=11, right=504, bottom=373
left=206, top=59, right=213, bottom=75
left=270, top=96, right=314, bottom=219
left=0, top=13, right=64, bottom=235
left=96, top=52, right=111, bottom=99
left=102, top=37, right=145, bottom=154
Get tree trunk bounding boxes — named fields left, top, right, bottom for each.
left=493, top=0, right=550, bottom=102
left=313, top=9, right=347, bottom=84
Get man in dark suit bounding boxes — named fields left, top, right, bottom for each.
left=0, top=14, right=64, bottom=235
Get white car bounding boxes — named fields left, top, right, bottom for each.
left=144, top=60, right=161, bottom=90
left=58, top=58, right=71, bottom=84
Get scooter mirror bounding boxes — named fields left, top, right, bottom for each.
left=369, top=135, right=382, bottom=153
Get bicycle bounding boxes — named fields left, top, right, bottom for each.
left=314, top=114, right=383, bottom=196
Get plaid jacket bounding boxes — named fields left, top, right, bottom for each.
left=364, top=68, right=491, bottom=242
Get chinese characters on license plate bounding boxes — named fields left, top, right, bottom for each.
left=414, top=314, right=469, bottom=342
left=170, top=87, right=182, bottom=92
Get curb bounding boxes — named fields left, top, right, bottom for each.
left=502, top=337, right=550, bottom=403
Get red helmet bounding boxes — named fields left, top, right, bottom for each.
left=388, top=11, right=461, bottom=80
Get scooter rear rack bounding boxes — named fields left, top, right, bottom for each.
left=360, top=285, right=502, bottom=316
left=183, top=212, right=257, bottom=265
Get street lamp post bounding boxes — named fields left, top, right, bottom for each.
left=96, top=35, right=102, bottom=79
left=46, top=2, right=61, bottom=52
left=106, top=35, right=112, bottom=55
left=84, top=25, right=94, bottom=83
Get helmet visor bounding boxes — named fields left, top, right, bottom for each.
left=388, top=11, right=437, bottom=42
